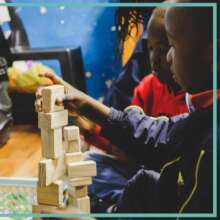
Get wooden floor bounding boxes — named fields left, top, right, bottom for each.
left=0, top=125, right=41, bottom=177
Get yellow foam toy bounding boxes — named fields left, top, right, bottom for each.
left=8, top=63, right=54, bottom=93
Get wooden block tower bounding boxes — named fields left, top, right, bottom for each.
left=33, top=85, right=96, bottom=214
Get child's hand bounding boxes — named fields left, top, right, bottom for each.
left=38, top=72, right=70, bottom=93
left=7, top=67, right=54, bottom=93
left=34, top=72, right=79, bottom=113
left=61, top=93, right=110, bottom=126
left=35, top=75, right=110, bottom=126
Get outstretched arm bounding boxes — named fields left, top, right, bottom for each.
left=35, top=72, right=110, bottom=126
left=35, top=73, right=188, bottom=168
left=99, top=106, right=188, bottom=169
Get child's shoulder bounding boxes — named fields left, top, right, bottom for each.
left=138, top=73, right=166, bottom=92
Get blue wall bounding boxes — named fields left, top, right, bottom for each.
left=11, top=0, right=121, bottom=99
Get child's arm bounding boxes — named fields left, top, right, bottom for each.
left=62, top=90, right=110, bottom=126
left=35, top=73, right=188, bottom=168
left=35, top=72, right=110, bottom=126
left=100, top=106, right=189, bottom=169
left=61, top=93, right=188, bottom=168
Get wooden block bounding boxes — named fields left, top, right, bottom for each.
left=64, top=126, right=80, bottom=141
left=60, top=176, right=92, bottom=187
left=76, top=196, right=90, bottom=213
left=69, top=177, right=92, bottom=187
left=32, top=203, right=63, bottom=213
left=37, top=180, right=68, bottom=206
left=42, top=85, right=64, bottom=113
left=41, top=128, right=63, bottom=159
left=65, top=152, right=83, bottom=164
left=38, top=156, right=66, bottom=187
left=67, top=161, right=96, bottom=178
left=68, top=185, right=88, bottom=198
left=38, top=110, right=68, bottom=129
left=64, top=139, right=81, bottom=153
left=75, top=186, right=88, bottom=198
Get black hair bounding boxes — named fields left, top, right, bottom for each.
left=115, top=0, right=219, bottom=56
left=115, top=0, right=163, bottom=56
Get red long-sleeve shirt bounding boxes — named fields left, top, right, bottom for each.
left=131, top=74, right=188, bottom=117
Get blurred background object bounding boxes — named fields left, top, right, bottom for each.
left=0, top=0, right=122, bottom=124
left=3, top=0, right=122, bottom=100
left=6, top=0, right=30, bottom=49
left=0, top=23, right=13, bottom=147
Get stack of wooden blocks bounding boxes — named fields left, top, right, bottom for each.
left=33, top=85, right=96, bottom=214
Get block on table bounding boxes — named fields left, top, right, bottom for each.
left=32, top=203, right=77, bottom=213
left=76, top=196, right=90, bottom=213
left=37, top=180, right=68, bottom=206
left=69, top=185, right=88, bottom=198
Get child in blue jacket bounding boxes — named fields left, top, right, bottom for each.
left=36, top=5, right=219, bottom=214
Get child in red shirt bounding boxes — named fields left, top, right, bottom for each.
left=85, top=7, right=188, bottom=153
left=131, top=7, right=187, bottom=117
left=132, top=74, right=187, bottom=117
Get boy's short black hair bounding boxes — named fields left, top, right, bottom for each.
left=116, top=0, right=218, bottom=48
left=169, top=6, right=213, bottom=44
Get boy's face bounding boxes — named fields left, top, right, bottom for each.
left=147, top=13, right=173, bottom=84
left=165, top=7, right=212, bottom=94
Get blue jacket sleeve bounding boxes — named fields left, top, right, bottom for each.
left=101, top=106, right=189, bottom=169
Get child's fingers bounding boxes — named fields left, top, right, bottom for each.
left=39, top=72, right=53, bottom=79
left=35, top=87, right=43, bottom=98
left=35, top=98, right=42, bottom=112
left=55, top=95, right=73, bottom=109
left=35, top=87, right=43, bottom=112
left=39, top=79, right=54, bottom=87
left=61, top=94, right=76, bottom=111
left=39, top=72, right=55, bottom=82
left=39, top=72, right=61, bottom=84
left=55, top=97, right=64, bottom=106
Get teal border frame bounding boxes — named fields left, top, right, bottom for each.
left=0, top=2, right=217, bottom=218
